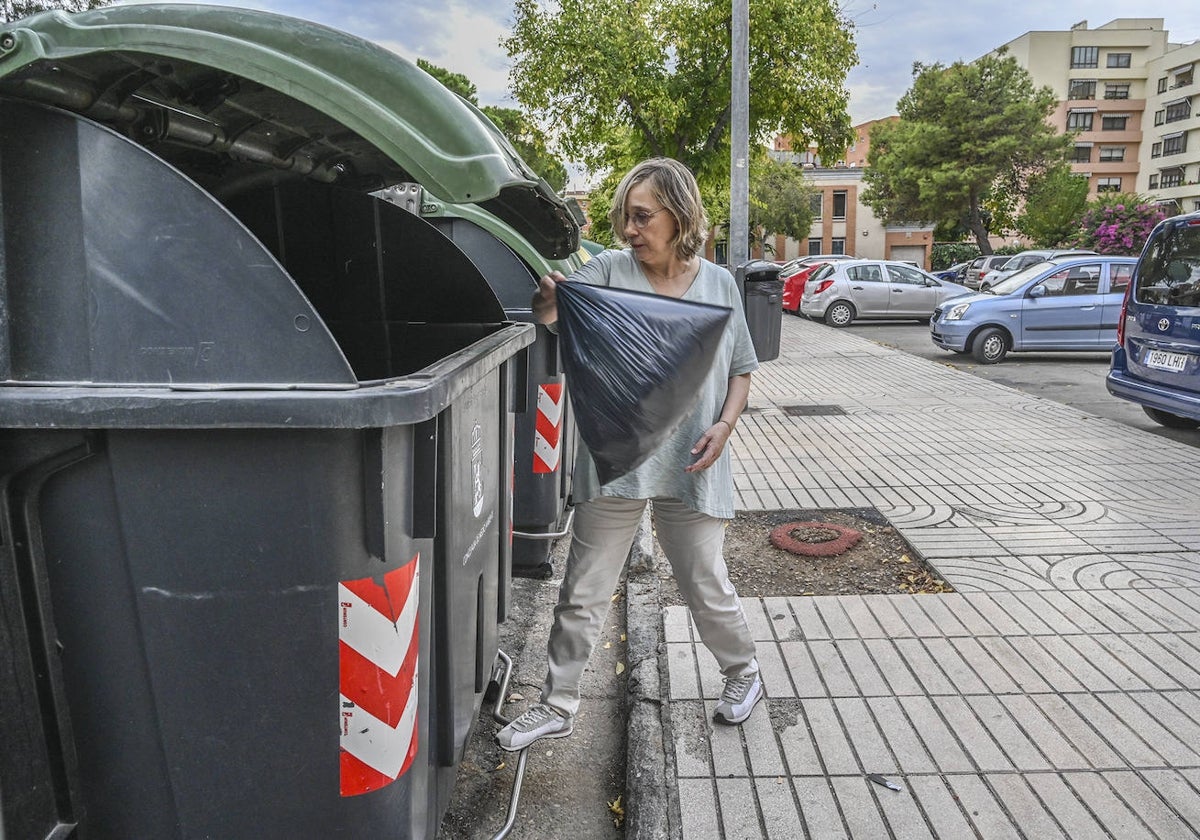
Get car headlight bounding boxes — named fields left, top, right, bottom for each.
left=944, top=301, right=971, bottom=321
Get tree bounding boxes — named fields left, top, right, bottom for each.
left=1016, top=164, right=1090, bottom=247
left=417, top=59, right=567, bottom=192
left=503, top=0, right=856, bottom=224
left=749, top=157, right=817, bottom=253
left=2, top=0, right=106, bottom=22
left=862, top=52, right=1070, bottom=254
left=1068, top=193, right=1169, bottom=256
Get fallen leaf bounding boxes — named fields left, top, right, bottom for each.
left=615, top=662, right=626, bottom=675
left=603, top=641, right=612, bottom=649
left=508, top=692, right=524, bottom=702
left=620, top=633, right=627, bottom=642
left=492, top=761, right=506, bottom=772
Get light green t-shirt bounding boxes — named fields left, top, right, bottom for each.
left=564, top=248, right=759, bottom=519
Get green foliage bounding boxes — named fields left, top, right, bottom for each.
left=417, top=59, right=567, bottom=192
left=930, top=242, right=980, bottom=270
left=1016, top=164, right=1090, bottom=247
left=749, top=157, right=817, bottom=247
left=862, top=52, right=1071, bottom=254
left=1, top=0, right=105, bottom=22
left=1067, top=193, right=1169, bottom=256
left=504, top=0, right=857, bottom=227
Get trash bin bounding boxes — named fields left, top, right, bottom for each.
left=736, top=260, right=784, bottom=362
left=0, top=6, right=580, bottom=839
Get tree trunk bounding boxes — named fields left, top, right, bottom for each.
left=967, top=195, right=992, bottom=255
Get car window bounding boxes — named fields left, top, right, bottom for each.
left=1110, top=264, right=1133, bottom=295
left=1136, top=225, right=1200, bottom=307
left=810, top=263, right=836, bottom=282
left=1038, top=264, right=1100, bottom=296
left=847, top=264, right=884, bottom=282
left=886, top=264, right=927, bottom=285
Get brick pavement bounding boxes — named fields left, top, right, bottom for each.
left=639, top=315, right=1200, bottom=839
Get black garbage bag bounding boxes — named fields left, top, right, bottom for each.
left=555, top=280, right=732, bottom=484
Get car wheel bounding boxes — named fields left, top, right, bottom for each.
left=971, top=327, right=1008, bottom=364
left=1142, top=406, right=1200, bottom=429
left=824, top=301, right=854, bottom=327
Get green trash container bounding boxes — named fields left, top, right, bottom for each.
left=0, top=5, right=579, bottom=838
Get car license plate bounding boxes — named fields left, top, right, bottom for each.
left=1145, top=349, right=1189, bottom=372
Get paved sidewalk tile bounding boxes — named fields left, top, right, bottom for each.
left=660, top=318, right=1200, bottom=840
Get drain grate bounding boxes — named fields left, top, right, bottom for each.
left=781, top=404, right=846, bottom=417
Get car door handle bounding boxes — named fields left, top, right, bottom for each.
left=851, top=285, right=864, bottom=290
left=1079, top=305, right=1096, bottom=310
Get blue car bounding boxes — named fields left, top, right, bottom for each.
left=1107, top=211, right=1200, bottom=429
left=930, top=256, right=1137, bottom=363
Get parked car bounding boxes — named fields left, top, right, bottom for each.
left=965, top=254, right=1012, bottom=289
left=979, top=248, right=1100, bottom=291
left=1106, top=211, right=1200, bottom=428
left=929, top=255, right=1137, bottom=363
left=934, top=261, right=970, bottom=283
left=782, top=261, right=831, bottom=313
left=777, top=253, right=854, bottom=277
left=801, top=260, right=970, bottom=326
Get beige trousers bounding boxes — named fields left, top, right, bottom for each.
left=542, top=496, right=758, bottom=716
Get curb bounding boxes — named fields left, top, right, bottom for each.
left=624, top=512, right=679, bottom=840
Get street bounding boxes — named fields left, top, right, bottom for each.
left=826, top=316, right=1200, bottom=448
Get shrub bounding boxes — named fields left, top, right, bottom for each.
left=1068, top=193, right=1170, bottom=256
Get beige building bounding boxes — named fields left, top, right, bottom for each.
left=998, top=18, right=1198, bottom=213
left=1142, top=43, right=1200, bottom=214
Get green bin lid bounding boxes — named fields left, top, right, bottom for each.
left=0, top=3, right=577, bottom=258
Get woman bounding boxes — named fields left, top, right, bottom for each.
left=497, top=158, right=762, bottom=751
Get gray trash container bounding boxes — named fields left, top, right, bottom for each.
left=736, top=260, right=784, bottom=362
left=0, top=5, right=584, bottom=838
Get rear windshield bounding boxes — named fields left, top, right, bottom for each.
left=1136, top=222, right=1200, bottom=307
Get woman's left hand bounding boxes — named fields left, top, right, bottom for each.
left=685, top=421, right=732, bottom=473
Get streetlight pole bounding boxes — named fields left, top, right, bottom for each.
left=729, top=0, right=749, bottom=270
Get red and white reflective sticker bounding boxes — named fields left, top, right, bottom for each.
left=338, top=554, right=419, bottom=797
left=533, top=383, right=564, bottom=473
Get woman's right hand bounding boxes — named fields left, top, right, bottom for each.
left=532, top=271, right=566, bottom=325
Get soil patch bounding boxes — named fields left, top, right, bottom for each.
left=658, top=507, right=951, bottom=604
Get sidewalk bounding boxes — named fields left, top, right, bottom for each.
left=628, top=315, right=1200, bottom=839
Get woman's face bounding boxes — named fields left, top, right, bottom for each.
left=623, top=181, right=677, bottom=266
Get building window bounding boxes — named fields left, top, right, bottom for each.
left=1066, top=111, right=1094, bottom=131
left=809, top=193, right=823, bottom=218
left=1158, top=76, right=1169, bottom=94
left=1152, top=142, right=1163, bottom=158
left=832, top=191, right=847, bottom=220
left=1174, top=67, right=1194, bottom=89
left=1149, top=174, right=1160, bottom=189
left=1101, top=114, right=1128, bottom=131
left=1099, top=146, right=1125, bottom=162
left=1155, top=110, right=1166, bottom=126
left=1161, top=169, right=1185, bottom=188
left=1068, top=79, right=1096, bottom=100
left=830, top=238, right=846, bottom=255
left=1163, top=134, right=1187, bottom=156
left=1104, top=83, right=1130, bottom=100
left=1071, top=144, right=1092, bottom=163
left=1106, top=52, right=1132, bottom=69
left=1165, top=99, right=1192, bottom=123
left=1193, top=200, right=1200, bottom=213
left=1071, top=46, right=1099, bottom=68
left=1096, top=177, right=1121, bottom=192
left=807, top=237, right=823, bottom=256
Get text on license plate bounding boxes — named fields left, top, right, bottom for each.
left=1145, top=349, right=1189, bottom=372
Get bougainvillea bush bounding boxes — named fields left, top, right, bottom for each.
left=1068, top=193, right=1170, bottom=256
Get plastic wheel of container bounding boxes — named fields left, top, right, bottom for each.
left=825, top=302, right=854, bottom=327
left=1143, top=406, right=1200, bottom=429
left=972, top=327, right=1008, bottom=364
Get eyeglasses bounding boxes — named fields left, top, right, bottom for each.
left=628, top=207, right=668, bottom=229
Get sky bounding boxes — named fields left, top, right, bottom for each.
left=116, top=1, right=1200, bottom=152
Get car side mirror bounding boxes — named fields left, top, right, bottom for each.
left=926, top=279, right=938, bottom=287
left=1028, top=285, right=1046, bottom=298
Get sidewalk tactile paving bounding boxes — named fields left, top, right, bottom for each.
left=657, top=318, right=1200, bottom=839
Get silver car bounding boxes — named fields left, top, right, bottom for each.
left=800, top=259, right=971, bottom=327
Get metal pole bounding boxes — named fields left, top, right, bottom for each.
left=729, top=0, right=749, bottom=269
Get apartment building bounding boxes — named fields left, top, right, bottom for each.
left=999, top=18, right=1199, bottom=213
left=1142, top=44, right=1200, bottom=214
left=998, top=18, right=1167, bottom=198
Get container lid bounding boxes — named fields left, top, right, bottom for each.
left=0, top=3, right=578, bottom=259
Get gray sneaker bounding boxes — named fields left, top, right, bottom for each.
left=713, top=672, right=763, bottom=725
left=496, top=702, right=574, bottom=751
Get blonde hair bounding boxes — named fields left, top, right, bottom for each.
left=608, top=158, right=709, bottom=259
